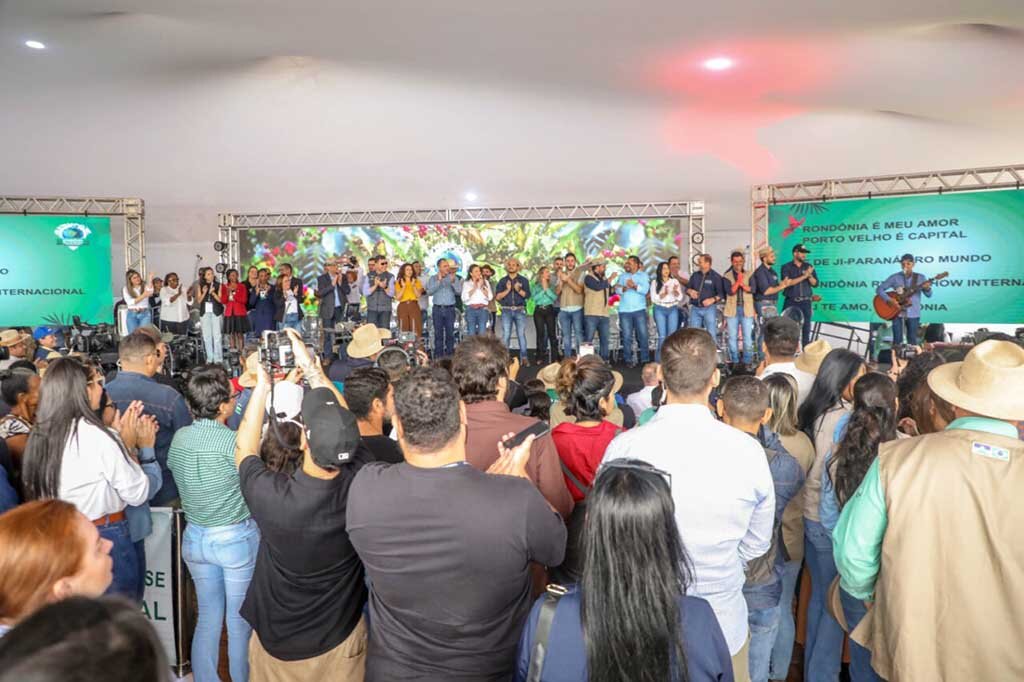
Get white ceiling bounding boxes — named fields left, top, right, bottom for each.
left=2, top=0, right=1024, bottom=255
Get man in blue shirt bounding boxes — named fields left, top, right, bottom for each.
left=495, top=258, right=531, bottom=363
left=750, top=247, right=791, bottom=360
left=876, top=253, right=932, bottom=347
left=686, top=254, right=725, bottom=343
left=425, top=258, right=463, bottom=358
left=615, top=256, right=651, bottom=367
left=780, top=244, right=818, bottom=348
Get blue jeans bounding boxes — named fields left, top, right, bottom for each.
left=125, top=309, right=152, bottom=334
left=748, top=603, right=781, bottom=682
left=99, top=519, right=141, bottom=600
left=583, top=315, right=610, bottom=360
left=432, top=305, right=456, bottom=357
left=891, top=317, right=920, bottom=347
left=465, top=307, right=489, bottom=336
left=558, top=308, right=584, bottom=357
left=804, top=519, right=843, bottom=682
left=200, top=312, right=223, bottom=363
left=840, top=588, right=884, bottom=682
left=726, top=311, right=755, bottom=364
left=278, top=312, right=302, bottom=333
left=770, top=558, right=802, bottom=679
left=689, top=305, right=718, bottom=343
left=618, top=310, right=650, bottom=365
left=183, top=518, right=259, bottom=682
left=652, top=305, right=679, bottom=362
left=366, top=309, right=391, bottom=331
left=502, top=308, right=528, bottom=360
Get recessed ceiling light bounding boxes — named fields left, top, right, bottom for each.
left=464, top=192, right=478, bottom=202
left=702, top=56, right=734, bottom=71
left=24, top=40, right=46, bottom=50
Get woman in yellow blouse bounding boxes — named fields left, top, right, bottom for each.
left=395, top=262, right=425, bottom=338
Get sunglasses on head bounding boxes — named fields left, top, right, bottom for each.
left=598, top=460, right=672, bottom=489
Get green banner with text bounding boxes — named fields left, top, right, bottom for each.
left=0, top=215, right=114, bottom=326
left=769, top=190, right=1024, bottom=323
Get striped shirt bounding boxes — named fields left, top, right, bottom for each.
left=168, top=419, right=250, bottom=527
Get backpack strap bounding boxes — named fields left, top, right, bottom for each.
left=559, top=460, right=591, bottom=498
left=527, top=584, right=569, bottom=682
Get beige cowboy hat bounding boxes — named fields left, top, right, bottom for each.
left=927, top=339, right=1024, bottom=421
left=348, top=324, right=392, bottom=359
left=827, top=577, right=850, bottom=633
left=795, top=339, right=832, bottom=375
left=537, top=362, right=561, bottom=391
left=0, top=329, right=29, bottom=347
left=237, top=348, right=262, bottom=388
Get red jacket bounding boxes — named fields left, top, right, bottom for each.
left=551, top=420, right=620, bottom=502
left=221, top=283, right=248, bottom=317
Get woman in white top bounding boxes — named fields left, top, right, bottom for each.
left=193, top=267, right=225, bottom=363
left=650, top=261, right=684, bottom=361
left=461, top=264, right=493, bottom=336
left=122, top=269, right=153, bottom=334
left=21, top=357, right=151, bottom=600
left=158, top=272, right=191, bottom=336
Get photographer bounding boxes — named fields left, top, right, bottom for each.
left=234, top=328, right=370, bottom=679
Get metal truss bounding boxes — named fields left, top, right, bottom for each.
left=220, top=199, right=705, bottom=268
left=0, top=195, right=146, bottom=276
left=751, top=163, right=1024, bottom=253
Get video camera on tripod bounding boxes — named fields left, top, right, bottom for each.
left=377, top=331, right=424, bottom=368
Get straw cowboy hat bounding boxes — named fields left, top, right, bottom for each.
left=927, top=339, right=1024, bottom=421
left=348, top=324, right=392, bottom=360
left=537, top=362, right=561, bottom=391
left=795, top=339, right=832, bottom=375
left=0, top=329, right=29, bottom=348
left=827, top=578, right=850, bottom=633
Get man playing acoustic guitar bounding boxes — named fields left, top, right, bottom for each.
left=876, top=253, right=932, bottom=347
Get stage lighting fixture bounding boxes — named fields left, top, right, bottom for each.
left=24, top=40, right=46, bottom=50
left=691, top=232, right=705, bottom=244
left=464, top=192, right=478, bottom=202
left=213, top=241, right=227, bottom=252
left=214, top=263, right=227, bottom=274
left=702, top=56, right=734, bottom=71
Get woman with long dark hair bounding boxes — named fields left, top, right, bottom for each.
left=122, top=269, right=153, bottom=334
left=818, top=372, right=897, bottom=682
left=0, top=368, right=41, bottom=473
left=193, top=267, right=224, bottom=363
left=395, top=262, right=424, bottom=338
left=221, top=268, right=251, bottom=352
left=516, top=460, right=732, bottom=682
left=651, top=261, right=684, bottom=361
left=461, top=264, right=493, bottom=336
left=20, top=358, right=150, bottom=599
left=797, top=348, right=865, bottom=682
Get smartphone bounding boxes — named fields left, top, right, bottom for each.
left=502, top=421, right=550, bottom=450
left=578, top=343, right=596, bottom=357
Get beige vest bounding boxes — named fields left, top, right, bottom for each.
left=558, top=269, right=585, bottom=309
left=722, top=268, right=756, bottom=318
left=583, top=275, right=608, bottom=317
left=852, top=429, right=1024, bottom=681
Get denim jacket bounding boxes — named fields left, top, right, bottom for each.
left=106, top=371, right=192, bottom=506
left=743, top=427, right=806, bottom=610
left=125, top=447, right=164, bottom=542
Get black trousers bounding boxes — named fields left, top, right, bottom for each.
left=160, top=320, right=189, bottom=336
left=534, top=305, right=558, bottom=363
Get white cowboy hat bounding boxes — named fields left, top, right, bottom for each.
left=795, top=339, right=832, bottom=375
left=927, top=339, right=1024, bottom=421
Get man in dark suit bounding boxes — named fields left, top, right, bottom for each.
left=316, top=258, right=351, bottom=357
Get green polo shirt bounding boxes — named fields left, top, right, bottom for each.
left=168, top=419, right=250, bottom=527
left=833, top=417, right=1018, bottom=600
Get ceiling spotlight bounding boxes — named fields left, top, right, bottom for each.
left=464, top=192, right=478, bottom=202
left=702, top=56, right=734, bottom=71
left=24, top=40, right=46, bottom=50
left=214, top=263, right=227, bottom=274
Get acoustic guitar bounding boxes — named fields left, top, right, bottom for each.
left=873, top=272, right=948, bottom=321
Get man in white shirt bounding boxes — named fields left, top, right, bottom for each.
left=603, top=328, right=774, bottom=682
left=626, top=362, right=660, bottom=415
left=757, top=317, right=818, bottom=407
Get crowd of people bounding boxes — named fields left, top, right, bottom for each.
left=0, top=244, right=1021, bottom=682
left=94, top=242, right=825, bottom=375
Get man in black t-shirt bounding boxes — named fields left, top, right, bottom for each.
left=233, top=332, right=371, bottom=679
left=344, top=367, right=404, bottom=464
left=347, top=367, right=567, bottom=681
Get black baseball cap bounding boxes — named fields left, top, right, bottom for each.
left=900, top=253, right=915, bottom=263
left=792, top=243, right=811, bottom=254
left=301, top=387, right=361, bottom=470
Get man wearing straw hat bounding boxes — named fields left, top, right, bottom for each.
left=0, top=330, right=31, bottom=370
left=833, top=339, right=1024, bottom=682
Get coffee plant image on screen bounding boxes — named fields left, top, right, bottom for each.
left=239, top=219, right=683, bottom=314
